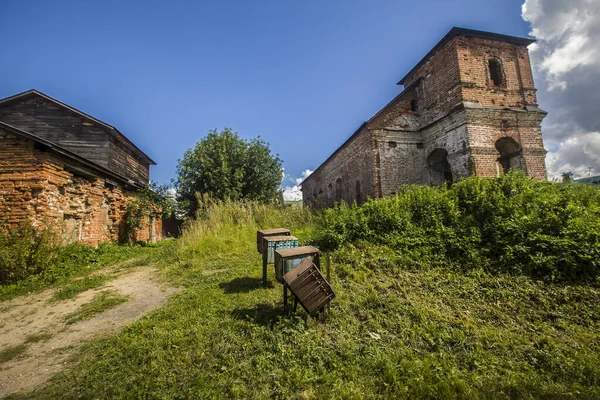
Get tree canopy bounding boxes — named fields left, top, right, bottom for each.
left=175, top=128, right=282, bottom=214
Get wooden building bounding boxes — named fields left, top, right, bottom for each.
left=0, top=89, right=161, bottom=244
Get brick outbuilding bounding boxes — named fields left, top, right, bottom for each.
left=301, top=27, right=548, bottom=207
left=0, top=90, right=161, bottom=244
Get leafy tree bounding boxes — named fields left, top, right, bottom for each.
left=175, top=128, right=283, bottom=214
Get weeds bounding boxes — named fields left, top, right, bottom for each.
left=25, top=333, right=53, bottom=343
left=51, top=276, right=108, bottom=301
left=0, top=344, right=27, bottom=364
left=63, top=291, right=129, bottom=325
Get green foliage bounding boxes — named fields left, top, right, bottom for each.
left=124, top=182, right=174, bottom=243
left=0, top=241, right=155, bottom=301
left=313, top=171, right=600, bottom=282
left=63, top=290, right=129, bottom=325
left=0, top=223, right=62, bottom=285
left=175, top=128, right=283, bottom=214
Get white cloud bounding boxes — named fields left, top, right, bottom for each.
left=522, top=0, right=600, bottom=180
left=282, top=169, right=313, bottom=202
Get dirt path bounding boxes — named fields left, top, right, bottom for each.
left=0, top=266, right=177, bottom=397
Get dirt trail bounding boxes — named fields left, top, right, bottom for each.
left=0, top=266, right=176, bottom=397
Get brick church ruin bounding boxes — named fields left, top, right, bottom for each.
left=0, top=90, right=161, bottom=244
left=301, top=27, right=548, bottom=207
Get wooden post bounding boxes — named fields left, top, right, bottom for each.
left=283, top=285, right=288, bottom=315
left=262, top=250, right=268, bottom=287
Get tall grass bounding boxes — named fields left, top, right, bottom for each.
left=313, top=171, right=600, bottom=282
left=178, top=194, right=313, bottom=250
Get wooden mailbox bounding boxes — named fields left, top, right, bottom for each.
left=261, top=235, right=298, bottom=285
left=256, top=228, right=290, bottom=254
left=283, top=258, right=335, bottom=317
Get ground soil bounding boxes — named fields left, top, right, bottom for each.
left=0, top=265, right=176, bottom=397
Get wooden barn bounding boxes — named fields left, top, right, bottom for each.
left=0, top=89, right=161, bottom=244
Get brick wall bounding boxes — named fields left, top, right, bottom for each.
left=302, top=128, right=374, bottom=207
left=0, top=131, right=161, bottom=245
left=302, top=30, right=548, bottom=208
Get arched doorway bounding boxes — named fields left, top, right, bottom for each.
left=427, top=148, right=452, bottom=185
left=495, top=137, right=523, bottom=174
left=335, top=178, right=342, bottom=202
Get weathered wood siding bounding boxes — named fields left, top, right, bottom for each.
left=0, top=96, right=110, bottom=167
left=108, top=138, right=149, bottom=184
left=0, top=94, right=150, bottom=185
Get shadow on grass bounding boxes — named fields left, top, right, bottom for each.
left=219, top=277, right=272, bottom=293
left=230, top=303, right=284, bottom=326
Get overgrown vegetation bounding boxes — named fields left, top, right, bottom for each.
left=314, top=171, right=600, bottom=282
left=16, top=189, right=600, bottom=399
left=0, top=223, right=62, bottom=285
left=124, top=182, right=175, bottom=242
left=63, top=290, right=129, bottom=325
left=0, top=240, right=157, bottom=301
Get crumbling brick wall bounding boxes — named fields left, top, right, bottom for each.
left=302, top=30, right=548, bottom=207
left=0, top=131, right=161, bottom=245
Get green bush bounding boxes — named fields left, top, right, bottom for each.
left=313, top=171, right=600, bottom=282
left=0, top=223, right=62, bottom=284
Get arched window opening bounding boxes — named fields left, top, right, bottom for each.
left=427, top=148, right=453, bottom=186
left=335, top=178, right=342, bottom=202
left=488, top=58, right=504, bottom=87
left=355, top=181, right=361, bottom=204
left=327, top=184, right=333, bottom=206
left=495, top=137, right=523, bottom=175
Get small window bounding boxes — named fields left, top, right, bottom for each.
left=410, top=99, right=418, bottom=112
left=488, top=58, right=504, bottom=87
left=416, top=143, right=424, bottom=149
left=388, top=141, right=397, bottom=148
left=355, top=181, right=361, bottom=204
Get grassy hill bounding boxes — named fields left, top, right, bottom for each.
left=7, top=174, right=600, bottom=399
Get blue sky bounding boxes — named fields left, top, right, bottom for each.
left=0, top=0, right=532, bottom=188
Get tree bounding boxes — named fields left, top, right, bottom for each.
left=175, top=128, right=283, bottom=214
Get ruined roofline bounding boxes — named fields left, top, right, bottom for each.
left=300, top=121, right=367, bottom=187
left=0, top=89, right=156, bottom=166
left=397, top=27, right=536, bottom=86
left=0, top=120, right=145, bottom=190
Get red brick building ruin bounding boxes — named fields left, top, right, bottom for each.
left=301, top=27, right=547, bottom=207
left=0, top=90, right=161, bottom=244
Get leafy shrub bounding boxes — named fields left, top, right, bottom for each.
left=0, top=223, right=62, bottom=284
left=313, top=171, right=600, bottom=282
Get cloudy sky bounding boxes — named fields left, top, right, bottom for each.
left=522, top=0, right=600, bottom=180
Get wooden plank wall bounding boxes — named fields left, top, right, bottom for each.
left=0, top=96, right=149, bottom=185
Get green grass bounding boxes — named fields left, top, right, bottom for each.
left=0, top=344, right=27, bottom=364
left=0, top=242, right=164, bottom=301
left=63, top=291, right=130, bottom=325
left=51, top=275, right=109, bottom=301
left=24, top=333, right=53, bottom=343
left=8, top=199, right=600, bottom=399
